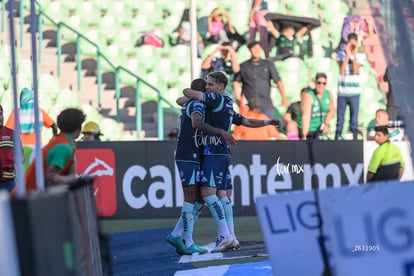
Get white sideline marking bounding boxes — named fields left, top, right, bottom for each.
left=179, top=242, right=223, bottom=264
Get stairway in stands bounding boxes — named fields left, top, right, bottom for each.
left=0, top=4, right=174, bottom=140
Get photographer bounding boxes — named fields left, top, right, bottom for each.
left=200, top=42, right=240, bottom=97
left=335, top=32, right=366, bottom=140
left=367, top=109, right=407, bottom=141
left=298, top=73, right=335, bottom=140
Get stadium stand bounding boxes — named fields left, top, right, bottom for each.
left=0, top=0, right=387, bottom=141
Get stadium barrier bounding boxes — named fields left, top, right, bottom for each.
left=76, top=140, right=413, bottom=220
left=11, top=178, right=102, bottom=276
left=0, top=191, right=20, bottom=276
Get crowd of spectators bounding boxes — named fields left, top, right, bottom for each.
left=157, top=0, right=394, bottom=142
left=0, top=0, right=392, bottom=142
left=168, top=2, right=388, bottom=142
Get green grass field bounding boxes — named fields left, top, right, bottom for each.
left=99, top=216, right=269, bottom=268
left=99, top=216, right=263, bottom=241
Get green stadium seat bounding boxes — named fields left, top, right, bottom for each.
left=97, top=14, right=122, bottom=44
left=64, top=1, right=78, bottom=14
left=310, top=28, right=331, bottom=49
left=61, top=14, right=87, bottom=43
left=100, top=117, right=122, bottom=141
left=102, top=0, right=127, bottom=17
left=0, top=89, right=14, bottom=119
left=359, top=70, right=380, bottom=91
left=111, top=26, right=136, bottom=54
left=100, top=44, right=126, bottom=73
left=285, top=0, right=319, bottom=18
left=168, top=45, right=191, bottom=72
left=196, top=2, right=222, bottom=18
left=38, top=73, right=60, bottom=103
left=236, top=44, right=252, bottom=63
left=41, top=1, right=69, bottom=26
left=157, top=55, right=179, bottom=86
left=0, top=43, right=11, bottom=65
left=162, top=14, right=182, bottom=35
left=226, top=0, right=249, bottom=17
left=162, top=85, right=180, bottom=109
left=55, top=88, right=80, bottom=108
left=270, top=86, right=287, bottom=117
left=120, top=53, right=145, bottom=87
left=79, top=27, right=102, bottom=57
left=318, top=0, right=343, bottom=11
left=360, top=86, right=385, bottom=104
left=267, top=0, right=287, bottom=14
left=7, top=44, right=21, bottom=68
left=130, top=13, right=150, bottom=33
left=80, top=103, right=101, bottom=123
left=276, top=60, right=310, bottom=103
left=74, top=1, right=101, bottom=27
left=229, top=10, right=249, bottom=35
left=279, top=57, right=308, bottom=74
left=142, top=70, right=166, bottom=101
left=0, top=58, right=10, bottom=89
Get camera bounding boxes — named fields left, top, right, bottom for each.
left=388, top=120, right=405, bottom=128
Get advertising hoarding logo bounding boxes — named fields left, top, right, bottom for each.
left=76, top=149, right=116, bottom=216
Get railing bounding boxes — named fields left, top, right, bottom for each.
left=2, top=0, right=180, bottom=140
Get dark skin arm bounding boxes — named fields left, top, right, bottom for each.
left=398, top=167, right=404, bottom=180
left=183, top=88, right=204, bottom=100
left=45, top=163, right=77, bottom=186
left=191, top=113, right=236, bottom=148
left=242, top=118, right=279, bottom=128
left=176, top=96, right=191, bottom=106
left=366, top=172, right=374, bottom=182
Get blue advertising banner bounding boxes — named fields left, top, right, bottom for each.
left=256, top=181, right=414, bottom=276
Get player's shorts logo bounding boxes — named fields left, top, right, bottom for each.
left=77, top=149, right=116, bottom=217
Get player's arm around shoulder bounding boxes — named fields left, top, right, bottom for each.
left=183, top=88, right=204, bottom=101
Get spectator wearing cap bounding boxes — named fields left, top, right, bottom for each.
left=335, top=32, right=366, bottom=140
left=207, top=8, right=235, bottom=45
left=81, top=121, right=103, bottom=141
left=366, top=126, right=405, bottom=182
left=205, top=7, right=245, bottom=50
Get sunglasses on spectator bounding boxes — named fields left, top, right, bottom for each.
left=317, top=81, right=327, bottom=85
